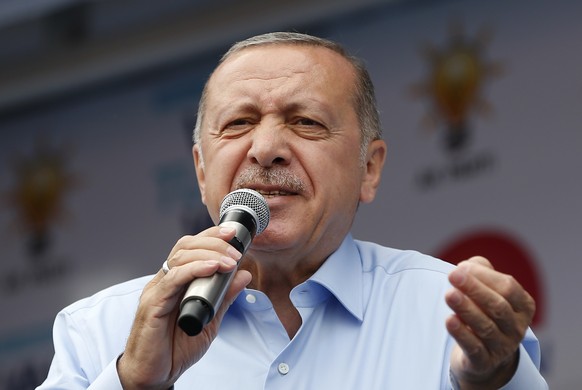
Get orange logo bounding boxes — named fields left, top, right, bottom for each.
left=4, top=139, right=77, bottom=257
left=411, top=21, right=503, bottom=152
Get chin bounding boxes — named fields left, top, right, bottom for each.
left=250, top=230, right=295, bottom=252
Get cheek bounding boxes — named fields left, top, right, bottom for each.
left=318, top=157, right=364, bottom=207
left=307, top=146, right=362, bottom=186
left=205, top=142, right=247, bottom=177
left=200, top=144, right=248, bottom=210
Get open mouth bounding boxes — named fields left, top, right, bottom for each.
left=253, top=189, right=295, bottom=197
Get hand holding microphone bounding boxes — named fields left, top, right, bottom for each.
left=118, top=189, right=268, bottom=388
left=178, top=189, right=270, bottom=336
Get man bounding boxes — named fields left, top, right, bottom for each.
left=38, top=32, right=547, bottom=389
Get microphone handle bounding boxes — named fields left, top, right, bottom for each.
left=178, top=269, right=236, bottom=336
left=177, top=223, right=249, bottom=336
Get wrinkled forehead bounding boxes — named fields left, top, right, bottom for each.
left=206, top=44, right=357, bottom=99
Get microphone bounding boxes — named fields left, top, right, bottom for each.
left=178, top=189, right=270, bottom=336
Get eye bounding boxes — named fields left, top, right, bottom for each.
left=290, top=116, right=330, bottom=140
left=294, top=117, right=323, bottom=127
left=227, top=118, right=251, bottom=127
left=218, top=118, right=255, bottom=139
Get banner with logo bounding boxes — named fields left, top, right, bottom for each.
left=0, top=78, right=213, bottom=386
left=342, top=1, right=582, bottom=388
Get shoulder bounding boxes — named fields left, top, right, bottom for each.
left=47, top=276, right=154, bottom=380
left=61, top=275, right=153, bottom=319
left=353, top=239, right=455, bottom=277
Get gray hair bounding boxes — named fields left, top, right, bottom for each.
left=193, top=31, right=382, bottom=164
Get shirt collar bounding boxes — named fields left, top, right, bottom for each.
left=235, top=234, right=364, bottom=320
left=309, top=233, right=364, bottom=321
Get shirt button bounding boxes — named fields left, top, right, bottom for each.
left=278, top=362, right=290, bottom=375
left=245, top=294, right=256, bottom=304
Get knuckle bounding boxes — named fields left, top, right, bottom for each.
left=488, top=297, right=510, bottom=319
left=172, top=249, right=182, bottom=262
left=524, top=292, right=536, bottom=317
left=466, top=344, right=485, bottom=361
left=170, top=248, right=186, bottom=263
left=175, top=235, right=191, bottom=247
left=470, top=256, right=491, bottom=267
left=498, top=274, right=517, bottom=296
left=478, top=321, right=497, bottom=340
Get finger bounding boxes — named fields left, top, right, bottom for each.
left=454, top=258, right=532, bottom=312
left=167, top=248, right=240, bottom=272
left=448, top=266, right=522, bottom=337
left=446, top=314, right=489, bottom=368
left=463, top=255, right=493, bottom=269
left=166, top=230, right=242, bottom=270
left=445, top=287, right=509, bottom=346
left=144, top=260, right=225, bottom=315
left=160, top=260, right=224, bottom=291
left=450, top=262, right=535, bottom=322
left=167, top=227, right=241, bottom=261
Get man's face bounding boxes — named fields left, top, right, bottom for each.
left=194, top=44, right=384, bottom=258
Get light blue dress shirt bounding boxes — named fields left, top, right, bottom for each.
left=37, top=234, right=547, bottom=389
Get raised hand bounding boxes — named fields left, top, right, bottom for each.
left=445, top=256, right=536, bottom=389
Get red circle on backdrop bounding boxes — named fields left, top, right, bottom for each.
left=436, top=229, right=544, bottom=327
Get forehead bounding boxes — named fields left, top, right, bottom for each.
left=206, top=44, right=357, bottom=101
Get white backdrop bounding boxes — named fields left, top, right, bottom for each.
left=0, top=0, right=580, bottom=388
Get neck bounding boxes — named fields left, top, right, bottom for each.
left=240, top=252, right=325, bottom=339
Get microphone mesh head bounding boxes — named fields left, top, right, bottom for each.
left=219, top=189, right=270, bottom=234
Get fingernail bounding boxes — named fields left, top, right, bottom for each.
left=227, top=246, right=242, bottom=260
left=449, top=291, right=463, bottom=306
left=205, top=260, right=219, bottom=267
left=448, top=316, right=461, bottom=330
left=450, top=268, right=467, bottom=286
left=220, top=227, right=235, bottom=235
left=221, top=256, right=237, bottom=266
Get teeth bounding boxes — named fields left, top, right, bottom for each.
left=256, top=190, right=290, bottom=196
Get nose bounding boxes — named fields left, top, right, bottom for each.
left=247, top=121, right=292, bottom=167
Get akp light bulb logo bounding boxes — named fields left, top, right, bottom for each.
left=4, top=140, right=78, bottom=258
left=411, top=21, right=503, bottom=152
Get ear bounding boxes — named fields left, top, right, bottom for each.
left=192, top=144, right=207, bottom=205
left=360, top=139, right=387, bottom=204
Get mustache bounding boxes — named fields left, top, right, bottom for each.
left=234, top=166, right=306, bottom=193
